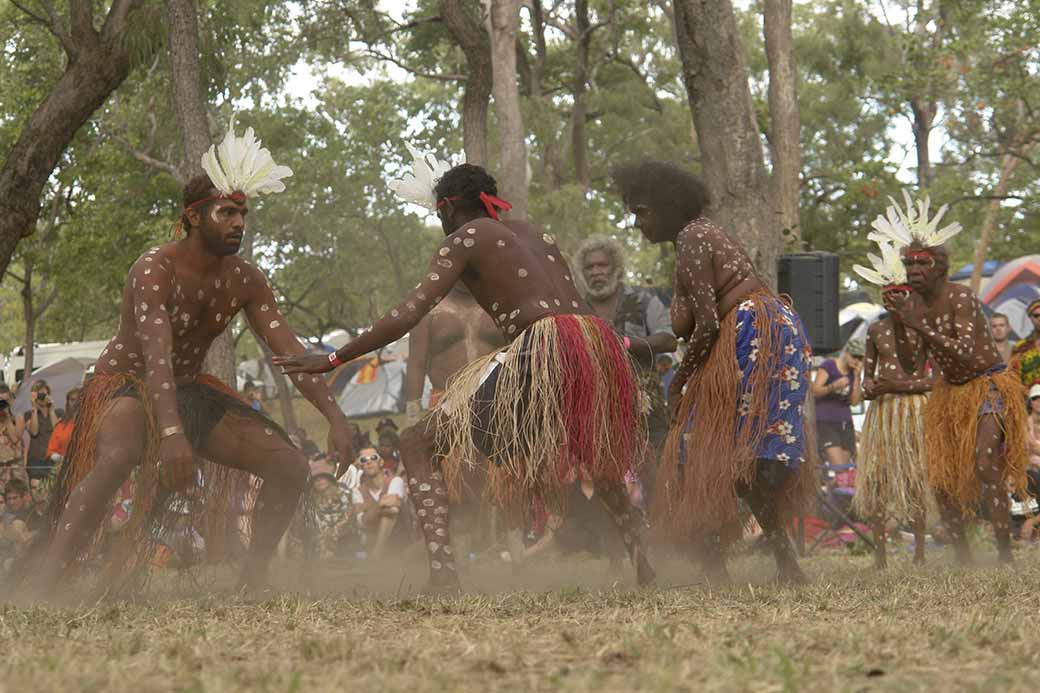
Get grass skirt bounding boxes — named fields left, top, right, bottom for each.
left=853, top=393, right=929, bottom=520
left=925, top=369, right=1029, bottom=511
left=44, top=372, right=280, bottom=590
left=653, top=292, right=817, bottom=538
left=433, top=314, right=645, bottom=520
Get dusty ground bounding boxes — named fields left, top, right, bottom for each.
left=3, top=537, right=1039, bottom=692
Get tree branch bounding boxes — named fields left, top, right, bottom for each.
left=12, top=0, right=74, bottom=55
left=363, top=48, right=465, bottom=82
left=103, top=0, right=143, bottom=41
left=68, top=0, right=94, bottom=40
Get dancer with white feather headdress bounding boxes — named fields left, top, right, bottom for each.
left=275, top=153, right=655, bottom=590
left=852, top=228, right=934, bottom=569
left=29, top=119, right=355, bottom=595
left=871, top=191, right=1029, bottom=565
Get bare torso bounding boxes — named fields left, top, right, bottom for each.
left=670, top=217, right=765, bottom=368
left=906, top=282, right=1002, bottom=385
left=864, top=317, right=931, bottom=394
left=423, top=288, right=503, bottom=389
left=96, top=244, right=268, bottom=384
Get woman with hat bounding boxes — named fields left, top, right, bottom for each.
left=812, top=339, right=865, bottom=467
left=1011, top=298, right=1040, bottom=389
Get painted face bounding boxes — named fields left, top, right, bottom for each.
left=194, top=192, right=248, bottom=257
left=901, top=248, right=940, bottom=293
left=582, top=249, right=619, bottom=298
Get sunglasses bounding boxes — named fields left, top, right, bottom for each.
left=358, top=454, right=382, bottom=463
left=1032, top=396, right=1040, bottom=401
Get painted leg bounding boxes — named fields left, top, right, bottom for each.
left=201, top=417, right=310, bottom=590
left=595, top=479, right=656, bottom=586
left=400, top=416, right=459, bottom=590
left=872, top=513, right=887, bottom=570
left=742, top=459, right=807, bottom=585
left=936, top=491, right=972, bottom=565
left=34, top=397, right=146, bottom=595
left=691, top=534, right=732, bottom=586
left=976, top=413, right=1012, bottom=563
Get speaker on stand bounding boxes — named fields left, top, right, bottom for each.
left=777, top=252, right=841, bottom=355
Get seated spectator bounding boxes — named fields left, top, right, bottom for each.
left=0, top=385, right=26, bottom=495
left=351, top=447, right=408, bottom=558
left=46, top=387, right=80, bottom=468
left=656, top=354, right=675, bottom=401
left=989, top=313, right=1014, bottom=363
left=378, top=430, right=402, bottom=475
left=812, top=340, right=864, bottom=466
left=309, top=471, right=355, bottom=559
left=1, top=480, right=35, bottom=572
left=522, top=467, right=623, bottom=561
left=244, top=383, right=266, bottom=413
left=376, top=417, right=399, bottom=439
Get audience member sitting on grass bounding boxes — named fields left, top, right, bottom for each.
left=308, top=468, right=355, bottom=559
left=378, top=430, right=402, bottom=475
left=1, top=480, right=35, bottom=573
left=351, top=447, right=408, bottom=559
left=1018, top=385, right=1040, bottom=541
left=521, top=467, right=624, bottom=563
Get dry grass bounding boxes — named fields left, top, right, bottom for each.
left=3, top=540, right=1040, bottom=692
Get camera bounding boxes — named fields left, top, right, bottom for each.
left=36, top=391, right=47, bottom=402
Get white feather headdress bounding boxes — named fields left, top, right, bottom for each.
left=867, top=190, right=962, bottom=249
left=853, top=240, right=908, bottom=288
left=389, top=143, right=456, bottom=211
left=201, top=116, right=293, bottom=197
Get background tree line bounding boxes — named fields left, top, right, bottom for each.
left=0, top=0, right=1037, bottom=386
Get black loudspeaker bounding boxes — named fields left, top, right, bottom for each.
left=777, top=252, right=841, bottom=354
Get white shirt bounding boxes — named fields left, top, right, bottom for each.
left=352, top=475, right=406, bottom=522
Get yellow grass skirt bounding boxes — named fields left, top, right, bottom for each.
left=853, top=393, right=929, bottom=520
left=925, top=369, right=1029, bottom=511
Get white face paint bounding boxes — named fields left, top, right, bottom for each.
left=210, top=204, right=222, bottom=224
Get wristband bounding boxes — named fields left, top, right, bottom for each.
left=623, top=336, right=631, bottom=349
left=328, top=351, right=343, bottom=367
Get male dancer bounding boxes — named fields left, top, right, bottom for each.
left=34, top=125, right=353, bottom=593
left=612, top=160, right=814, bottom=584
left=853, top=242, right=933, bottom=568
left=276, top=163, right=653, bottom=589
left=876, top=194, right=1028, bottom=564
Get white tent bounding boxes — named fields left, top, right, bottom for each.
left=335, top=335, right=431, bottom=418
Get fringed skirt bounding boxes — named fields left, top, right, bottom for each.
left=45, top=372, right=290, bottom=588
left=653, top=292, right=816, bottom=538
left=925, top=367, right=1029, bottom=511
left=853, top=393, right=929, bottom=520
left=433, top=313, right=645, bottom=520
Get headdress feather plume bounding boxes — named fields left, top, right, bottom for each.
left=201, top=115, right=293, bottom=197
left=868, top=189, right=962, bottom=249
left=389, top=143, right=456, bottom=210
left=853, top=240, right=907, bottom=287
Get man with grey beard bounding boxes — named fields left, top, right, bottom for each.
left=577, top=236, right=677, bottom=495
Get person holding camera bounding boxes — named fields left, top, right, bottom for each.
left=46, top=387, right=81, bottom=468
left=0, top=385, right=27, bottom=495
left=23, top=380, right=59, bottom=482
left=812, top=339, right=865, bottom=466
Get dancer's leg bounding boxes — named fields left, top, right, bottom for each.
left=35, top=397, right=147, bottom=593
left=872, top=513, right=887, bottom=570
left=740, top=460, right=807, bottom=584
left=975, top=413, right=1012, bottom=563
left=594, top=479, right=656, bottom=586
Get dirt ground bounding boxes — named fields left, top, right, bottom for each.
left=3, top=537, right=1039, bottom=692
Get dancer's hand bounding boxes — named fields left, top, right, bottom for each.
left=327, top=420, right=354, bottom=478
left=159, top=433, right=196, bottom=491
left=883, top=291, right=924, bottom=330
left=273, top=352, right=335, bottom=375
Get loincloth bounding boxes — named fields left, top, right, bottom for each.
left=853, top=392, right=929, bottom=520
left=432, top=313, right=645, bottom=520
left=653, top=291, right=816, bottom=538
left=45, top=372, right=291, bottom=588
left=925, top=366, right=1029, bottom=511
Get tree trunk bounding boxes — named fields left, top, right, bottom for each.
left=969, top=149, right=1029, bottom=293
left=672, top=0, right=776, bottom=286
left=487, top=0, right=529, bottom=220
left=20, top=260, right=36, bottom=388
left=0, top=2, right=140, bottom=280
left=260, top=342, right=298, bottom=431
left=440, top=0, right=493, bottom=166
left=910, top=97, right=936, bottom=189
left=570, top=0, right=592, bottom=191
left=763, top=0, right=801, bottom=246
left=166, top=0, right=236, bottom=387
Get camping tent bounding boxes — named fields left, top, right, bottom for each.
left=334, top=335, right=431, bottom=418
left=981, top=254, right=1040, bottom=340
left=13, top=357, right=91, bottom=415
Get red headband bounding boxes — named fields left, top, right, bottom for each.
left=173, top=191, right=247, bottom=237
left=437, top=192, right=513, bottom=221
left=883, top=284, right=911, bottom=294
